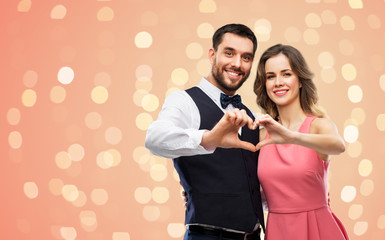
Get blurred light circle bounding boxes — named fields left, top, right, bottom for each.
left=7, top=108, right=21, bottom=125
left=135, top=187, right=152, bottom=204
left=348, top=0, right=363, bottom=9
left=143, top=206, right=160, bottom=221
left=348, top=204, right=363, bottom=220
left=186, top=42, right=203, bottom=59
left=68, top=144, right=85, bottom=162
left=105, top=127, right=122, bottom=145
left=150, top=164, right=167, bottom=182
left=341, top=64, right=357, bottom=81
left=152, top=187, right=169, bottom=204
left=353, top=221, right=368, bottom=236
left=58, top=66, right=74, bottom=85
left=340, top=16, right=355, bottom=30
left=199, top=0, right=216, bottom=13
left=51, top=5, right=67, bottom=19
left=91, top=86, right=109, bottom=104
left=112, top=232, right=130, bottom=240
left=360, top=179, right=374, bottom=196
left=318, top=51, right=335, bottom=68
left=50, top=85, right=66, bottom=103
left=9, top=131, right=22, bottom=149
left=85, top=112, right=102, bottom=129
left=167, top=223, right=185, bottom=238
left=62, top=184, right=79, bottom=202
left=197, top=23, right=214, bottom=38
left=344, top=125, right=359, bottom=143
left=23, top=70, right=38, bottom=88
left=97, top=7, right=114, bottom=21
left=341, top=185, right=356, bottom=202
left=171, top=68, right=189, bottom=86
left=60, top=227, right=77, bottom=240
left=22, top=89, right=37, bottom=107
left=24, top=182, right=39, bottom=199
left=358, top=159, right=372, bottom=177
left=91, top=188, right=109, bottom=205
left=376, top=114, right=385, bottom=131
left=347, top=85, right=363, bottom=103
left=135, top=32, right=152, bottom=48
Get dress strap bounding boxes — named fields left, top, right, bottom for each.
left=299, top=116, right=317, bottom=133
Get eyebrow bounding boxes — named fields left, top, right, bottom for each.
left=266, top=69, right=292, bottom=74
left=223, top=47, right=254, bottom=57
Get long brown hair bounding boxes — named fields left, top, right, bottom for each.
left=254, top=44, right=324, bottom=119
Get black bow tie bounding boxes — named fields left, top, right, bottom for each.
left=220, top=93, right=242, bottom=109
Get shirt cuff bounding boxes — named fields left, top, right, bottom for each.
left=187, top=129, right=216, bottom=154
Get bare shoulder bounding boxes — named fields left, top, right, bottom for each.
left=310, top=117, right=338, bottom=134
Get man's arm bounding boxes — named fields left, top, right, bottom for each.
left=145, top=90, right=215, bottom=158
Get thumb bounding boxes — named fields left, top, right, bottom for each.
left=256, top=138, right=274, bottom=151
left=236, top=140, right=257, bottom=152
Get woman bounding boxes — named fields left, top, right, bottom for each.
left=254, top=44, right=349, bottom=240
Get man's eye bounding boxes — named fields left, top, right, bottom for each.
left=225, top=52, right=233, bottom=56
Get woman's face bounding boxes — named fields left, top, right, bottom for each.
left=264, top=53, right=302, bottom=108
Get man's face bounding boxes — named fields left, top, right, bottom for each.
left=208, top=33, right=254, bottom=96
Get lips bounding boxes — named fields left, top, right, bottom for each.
left=273, top=89, right=288, bottom=96
left=226, top=69, right=243, bottom=80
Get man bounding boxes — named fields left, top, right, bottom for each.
left=145, top=23, right=265, bottom=240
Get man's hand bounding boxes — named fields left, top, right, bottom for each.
left=201, top=108, right=257, bottom=152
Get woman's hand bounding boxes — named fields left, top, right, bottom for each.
left=255, top=114, right=296, bottom=150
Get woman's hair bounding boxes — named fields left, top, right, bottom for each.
left=254, top=44, right=324, bottom=119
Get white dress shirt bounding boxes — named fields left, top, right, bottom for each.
left=145, top=77, right=240, bottom=158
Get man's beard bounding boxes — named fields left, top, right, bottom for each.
left=211, top=60, right=249, bottom=93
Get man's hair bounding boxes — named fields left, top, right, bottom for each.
left=212, top=23, right=258, bottom=56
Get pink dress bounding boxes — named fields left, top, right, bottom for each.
left=258, top=116, right=349, bottom=240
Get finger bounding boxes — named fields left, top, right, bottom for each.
left=255, top=138, right=274, bottom=151
left=240, top=109, right=254, bottom=129
left=236, top=139, right=257, bottom=152
left=253, top=118, right=260, bottom=129
left=233, top=108, right=245, bottom=126
left=225, top=110, right=236, bottom=124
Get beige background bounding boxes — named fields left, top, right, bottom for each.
left=1, top=0, right=385, bottom=239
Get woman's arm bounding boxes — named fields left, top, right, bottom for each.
left=255, top=115, right=345, bottom=159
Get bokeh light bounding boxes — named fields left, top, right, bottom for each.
left=135, top=32, right=152, bottom=48
left=21, top=89, right=37, bottom=107
left=97, top=7, right=114, bottom=21
left=3, top=1, right=385, bottom=240
left=58, top=66, right=74, bottom=85
left=7, top=108, right=21, bottom=125
left=23, top=182, right=38, bottom=199
left=51, top=5, right=67, bottom=19
left=341, top=185, right=356, bottom=203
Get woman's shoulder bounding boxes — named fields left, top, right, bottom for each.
left=309, top=116, right=337, bottom=134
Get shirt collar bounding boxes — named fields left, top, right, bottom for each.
left=198, top=78, right=226, bottom=108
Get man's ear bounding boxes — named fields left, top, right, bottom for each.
left=208, top=48, right=215, bottom=65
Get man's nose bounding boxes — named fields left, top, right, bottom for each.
left=231, top=55, right=241, bottom=68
